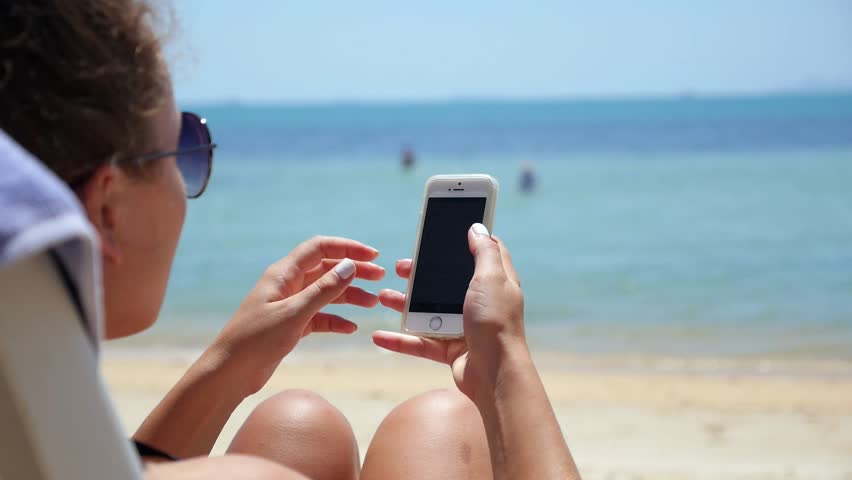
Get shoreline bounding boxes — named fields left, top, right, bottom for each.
left=102, top=337, right=852, bottom=381
left=103, top=350, right=852, bottom=414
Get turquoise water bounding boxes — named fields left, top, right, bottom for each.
left=139, top=95, right=852, bottom=359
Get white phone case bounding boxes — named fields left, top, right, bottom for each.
left=402, top=174, right=499, bottom=338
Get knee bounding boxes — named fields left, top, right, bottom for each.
left=375, top=388, right=486, bottom=447
left=361, top=389, right=491, bottom=479
left=229, top=390, right=358, bottom=480
left=253, top=389, right=352, bottom=435
left=386, top=388, right=480, bottom=426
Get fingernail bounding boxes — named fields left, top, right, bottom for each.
left=335, top=258, right=356, bottom=279
left=472, top=223, right=490, bottom=237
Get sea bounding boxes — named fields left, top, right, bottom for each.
left=130, top=93, right=852, bottom=363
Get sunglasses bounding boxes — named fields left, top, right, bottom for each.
left=67, top=112, right=215, bottom=198
left=136, top=111, right=216, bottom=198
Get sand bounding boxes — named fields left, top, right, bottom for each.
left=102, top=346, right=852, bottom=479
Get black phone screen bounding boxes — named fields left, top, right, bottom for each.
left=409, top=197, right=487, bottom=313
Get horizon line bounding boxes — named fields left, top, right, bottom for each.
left=178, top=87, right=852, bottom=107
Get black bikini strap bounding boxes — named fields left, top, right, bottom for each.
left=132, top=440, right=177, bottom=462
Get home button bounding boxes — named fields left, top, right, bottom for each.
left=429, top=316, right=443, bottom=331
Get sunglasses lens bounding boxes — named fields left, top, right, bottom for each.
left=176, top=112, right=212, bottom=198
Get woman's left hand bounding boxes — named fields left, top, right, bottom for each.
left=210, top=236, right=385, bottom=396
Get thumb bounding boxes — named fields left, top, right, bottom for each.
left=468, top=223, right=505, bottom=278
left=290, top=258, right=356, bottom=316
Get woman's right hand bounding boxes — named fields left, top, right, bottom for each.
left=372, top=223, right=529, bottom=400
left=211, top=235, right=385, bottom=397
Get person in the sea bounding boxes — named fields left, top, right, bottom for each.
left=519, top=160, right=537, bottom=193
left=401, top=145, right=416, bottom=170
left=0, top=1, right=579, bottom=479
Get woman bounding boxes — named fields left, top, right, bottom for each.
left=0, top=1, right=579, bottom=479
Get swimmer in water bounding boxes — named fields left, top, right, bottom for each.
left=401, top=146, right=416, bottom=170
left=520, top=160, right=536, bottom=193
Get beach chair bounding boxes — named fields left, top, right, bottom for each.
left=0, top=132, right=143, bottom=479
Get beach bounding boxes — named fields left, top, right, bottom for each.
left=102, top=96, right=852, bottom=478
left=103, top=345, right=852, bottom=479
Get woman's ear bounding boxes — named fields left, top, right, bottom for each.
left=76, top=165, right=124, bottom=265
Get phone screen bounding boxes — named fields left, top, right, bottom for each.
left=409, top=197, right=487, bottom=314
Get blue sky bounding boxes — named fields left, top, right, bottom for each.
left=169, top=0, right=852, bottom=103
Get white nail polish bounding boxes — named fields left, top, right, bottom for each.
left=472, top=223, right=490, bottom=237
left=335, top=258, right=356, bottom=279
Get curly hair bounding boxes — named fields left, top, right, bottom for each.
left=0, top=0, right=171, bottom=184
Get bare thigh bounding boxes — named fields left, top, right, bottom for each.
left=143, top=454, right=308, bottom=480
left=226, top=389, right=360, bottom=480
left=360, top=388, right=492, bottom=480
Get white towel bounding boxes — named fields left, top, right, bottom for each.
left=0, top=130, right=103, bottom=353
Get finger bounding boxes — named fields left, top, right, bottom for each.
left=468, top=223, right=505, bottom=279
left=395, top=259, right=412, bottom=279
left=304, top=312, right=358, bottom=336
left=371, top=331, right=451, bottom=365
left=287, top=258, right=357, bottom=319
left=492, top=236, right=520, bottom=286
left=277, top=236, right=379, bottom=274
left=305, top=259, right=385, bottom=285
left=331, top=285, right=379, bottom=307
left=378, top=288, right=406, bottom=312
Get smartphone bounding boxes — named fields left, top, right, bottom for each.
left=402, top=174, right=499, bottom=338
